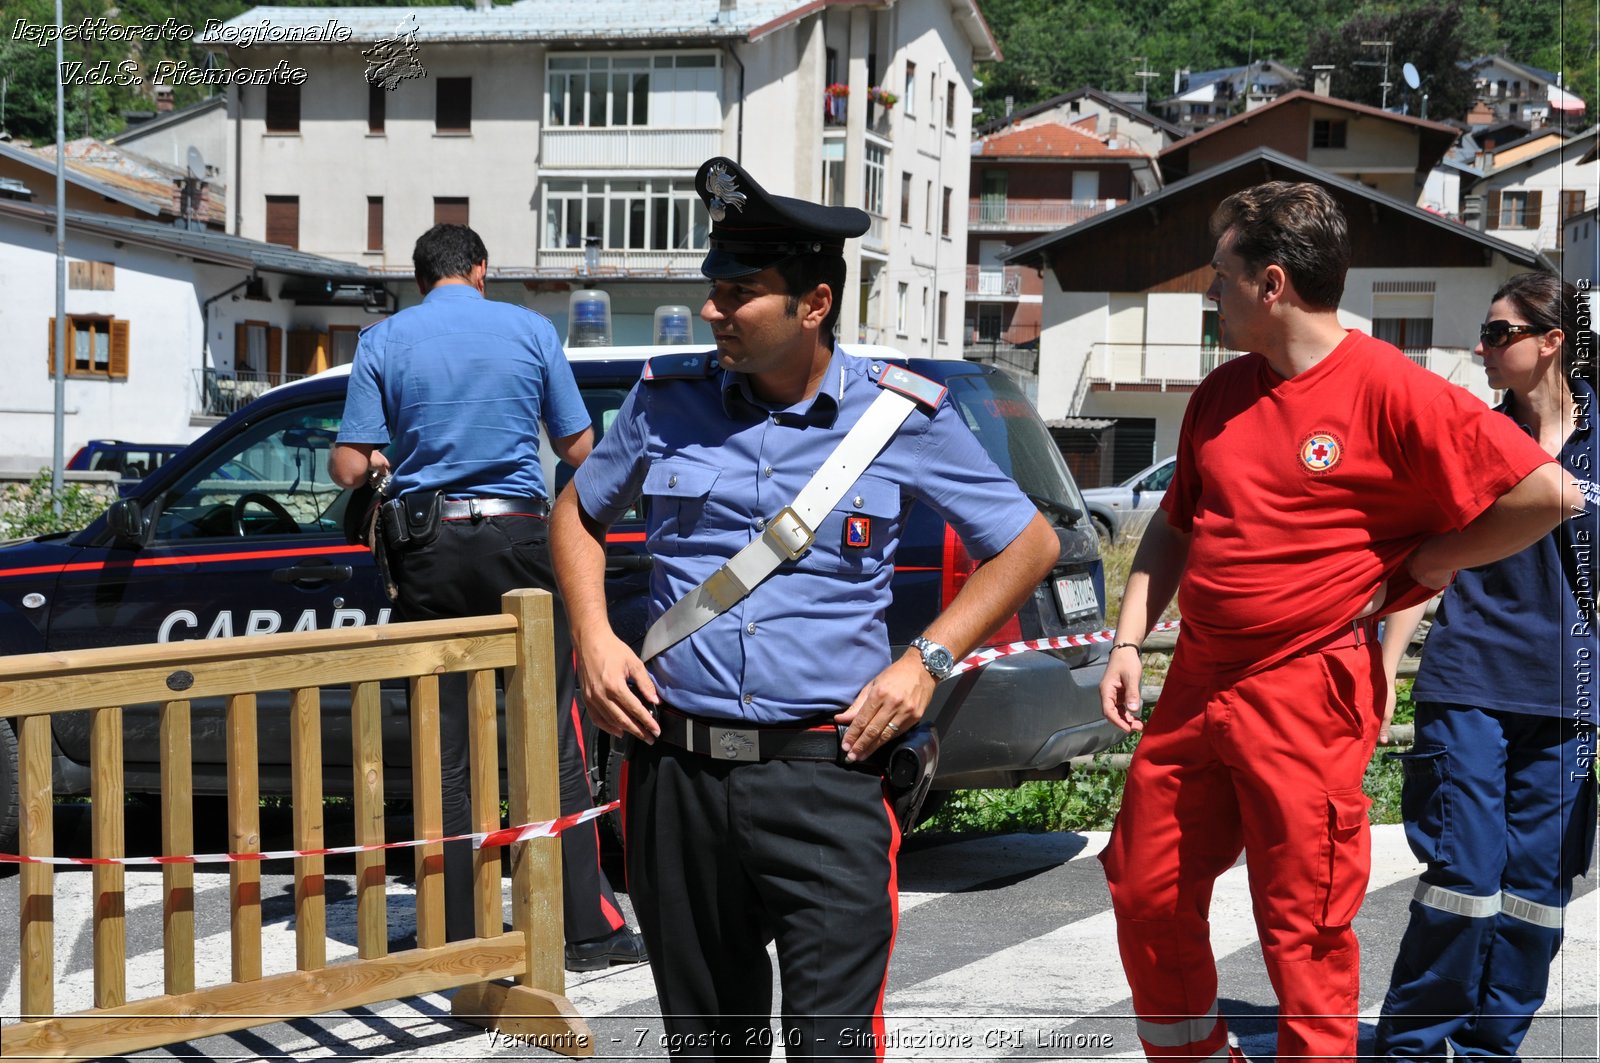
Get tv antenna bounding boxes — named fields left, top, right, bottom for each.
left=1130, top=57, right=1161, bottom=111
left=1355, top=39, right=1395, bottom=109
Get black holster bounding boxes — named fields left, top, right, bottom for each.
left=880, top=726, right=940, bottom=833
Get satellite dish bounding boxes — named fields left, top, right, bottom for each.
left=186, top=145, right=205, bottom=178
left=1402, top=62, right=1421, bottom=91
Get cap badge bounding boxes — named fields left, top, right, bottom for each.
left=705, top=162, right=747, bottom=222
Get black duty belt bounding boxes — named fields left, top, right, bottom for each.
left=654, top=704, right=840, bottom=763
left=439, top=497, right=550, bottom=521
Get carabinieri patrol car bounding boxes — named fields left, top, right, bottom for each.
left=0, top=346, right=1118, bottom=855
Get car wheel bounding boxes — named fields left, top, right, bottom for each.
left=1091, top=514, right=1114, bottom=543
left=0, top=721, right=19, bottom=864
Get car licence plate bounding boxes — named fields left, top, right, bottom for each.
left=1054, top=573, right=1099, bottom=621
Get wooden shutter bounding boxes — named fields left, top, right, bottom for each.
left=367, top=196, right=384, bottom=251
left=265, top=196, right=299, bottom=249
left=268, top=326, right=284, bottom=383
left=1486, top=190, right=1501, bottom=230
left=235, top=322, right=249, bottom=371
left=286, top=329, right=324, bottom=377
left=108, top=319, right=130, bottom=379
left=433, top=197, right=469, bottom=226
left=47, top=317, right=56, bottom=374
left=1524, top=190, right=1542, bottom=230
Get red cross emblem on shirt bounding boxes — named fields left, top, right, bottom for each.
left=1299, top=431, right=1343, bottom=474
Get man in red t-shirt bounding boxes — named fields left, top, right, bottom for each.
left=1097, top=182, right=1567, bottom=1062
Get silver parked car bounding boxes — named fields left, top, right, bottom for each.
left=1080, top=456, right=1175, bottom=542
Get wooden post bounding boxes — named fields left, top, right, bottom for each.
left=468, top=666, right=503, bottom=937
left=291, top=687, right=327, bottom=971
left=410, top=673, right=445, bottom=949
left=227, top=693, right=263, bottom=984
left=18, top=713, right=54, bottom=1021
left=451, top=589, right=591, bottom=1056
left=159, top=699, right=196, bottom=995
left=350, top=679, right=389, bottom=960
left=91, top=705, right=127, bottom=1010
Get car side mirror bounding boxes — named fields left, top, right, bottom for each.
left=107, top=498, right=149, bottom=545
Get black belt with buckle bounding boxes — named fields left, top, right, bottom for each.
left=439, top=496, right=550, bottom=521
left=654, top=705, right=840, bottom=763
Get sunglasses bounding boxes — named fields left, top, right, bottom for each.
left=1478, top=320, right=1552, bottom=348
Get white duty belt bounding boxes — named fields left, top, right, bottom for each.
left=639, top=365, right=943, bottom=663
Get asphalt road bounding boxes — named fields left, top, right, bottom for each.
left=1, top=805, right=1595, bottom=1061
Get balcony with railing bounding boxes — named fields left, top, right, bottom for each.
left=195, top=367, right=308, bottom=418
left=540, top=126, right=722, bottom=168
left=822, top=87, right=894, bottom=137
left=1087, top=343, right=1478, bottom=390
left=968, top=198, right=1122, bottom=232
left=537, top=247, right=707, bottom=277
left=863, top=212, right=888, bottom=253
left=966, top=264, right=1027, bottom=298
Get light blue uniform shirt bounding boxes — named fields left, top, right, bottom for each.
left=337, top=285, right=590, bottom=498
left=573, top=345, right=1037, bottom=723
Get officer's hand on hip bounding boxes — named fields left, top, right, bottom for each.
left=575, top=633, right=661, bottom=743
left=836, top=654, right=935, bottom=762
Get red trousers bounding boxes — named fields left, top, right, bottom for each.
left=1100, top=642, right=1383, bottom=1062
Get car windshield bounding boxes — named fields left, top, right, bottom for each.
left=943, top=372, right=1087, bottom=519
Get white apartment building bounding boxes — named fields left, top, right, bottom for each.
left=201, top=0, right=996, bottom=352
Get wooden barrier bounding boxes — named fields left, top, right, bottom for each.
left=0, top=589, right=592, bottom=1059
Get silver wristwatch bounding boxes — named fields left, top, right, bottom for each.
left=910, top=635, right=956, bottom=681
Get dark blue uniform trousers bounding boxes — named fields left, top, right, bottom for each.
left=392, top=513, right=626, bottom=944
left=623, top=739, right=900, bottom=1060
left=1376, top=702, right=1597, bottom=1060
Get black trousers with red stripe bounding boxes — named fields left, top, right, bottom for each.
left=623, top=740, right=900, bottom=1060
left=391, top=514, right=625, bottom=943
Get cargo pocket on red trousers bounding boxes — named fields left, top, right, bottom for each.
left=1315, top=786, right=1372, bottom=928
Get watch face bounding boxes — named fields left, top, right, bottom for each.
left=924, top=644, right=954, bottom=676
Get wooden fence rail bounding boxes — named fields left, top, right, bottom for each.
left=0, top=588, right=591, bottom=1059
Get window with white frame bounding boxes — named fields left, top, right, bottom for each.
left=896, top=282, right=909, bottom=334
left=864, top=143, right=886, bottom=216
left=822, top=141, right=846, bottom=207
left=543, top=178, right=708, bottom=251
left=904, top=60, right=917, bottom=116
left=546, top=53, right=719, bottom=128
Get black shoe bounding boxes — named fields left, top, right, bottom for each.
left=564, top=927, right=648, bottom=972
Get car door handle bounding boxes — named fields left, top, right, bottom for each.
left=272, top=560, right=354, bottom=585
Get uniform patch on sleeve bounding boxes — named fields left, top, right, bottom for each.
left=875, top=364, right=947, bottom=410
left=644, top=352, right=716, bottom=381
left=844, top=515, right=872, bottom=549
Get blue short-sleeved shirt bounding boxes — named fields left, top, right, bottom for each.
left=1412, top=377, right=1599, bottom=718
left=572, top=345, right=1038, bottom=723
left=336, top=285, right=590, bottom=498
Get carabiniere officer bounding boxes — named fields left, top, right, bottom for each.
left=550, top=157, right=1060, bottom=1059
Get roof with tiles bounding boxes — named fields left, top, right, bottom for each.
left=975, top=121, right=1145, bottom=159
left=19, top=139, right=226, bottom=226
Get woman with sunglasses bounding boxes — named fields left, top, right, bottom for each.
left=1375, top=271, right=1597, bottom=1060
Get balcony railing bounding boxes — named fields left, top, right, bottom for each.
left=966, top=264, right=1026, bottom=297
left=864, top=212, right=888, bottom=253
left=540, top=127, right=722, bottom=168
left=195, top=368, right=307, bottom=417
left=822, top=97, right=894, bottom=137
left=968, top=199, right=1121, bottom=230
left=1087, top=343, right=1478, bottom=389
left=538, top=247, right=707, bottom=277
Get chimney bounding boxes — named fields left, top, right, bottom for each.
left=475, top=0, right=492, bottom=10
left=1312, top=65, right=1334, bottom=97
left=155, top=85, right=174, bottom=113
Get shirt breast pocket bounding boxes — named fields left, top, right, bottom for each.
left=643, top=460, right=720, bottom=556
left=804, top=474, right=901, bottom=575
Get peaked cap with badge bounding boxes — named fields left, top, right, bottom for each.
left=696, top=156, right=871, bottom=279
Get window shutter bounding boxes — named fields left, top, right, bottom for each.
left=1486, top=190, right=1501, bottom=230
left=69, top=261, right=92, bottom=288
left=436, top=78, right=472, bottom=132
left=265, top=196, right=299, bottom=249
left=1524, top=190, right=1542, bottom=228
left=268, top=326, right=284, bottom=382
left=434, top=197, right=469, bottom=226
left=47, top=316, right=55, bottom=374
left=108, top=319, right=130, bottom=379
left=235, top=322, right=248, bottom=371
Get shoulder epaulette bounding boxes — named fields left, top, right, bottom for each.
left=875, top=363, right=946, bottom=411
left=643, top=352, right=717, bottom=381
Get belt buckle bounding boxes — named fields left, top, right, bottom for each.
left=707, top=725, right=760, bottom=762
left=767, top=506, right=815, bottom=560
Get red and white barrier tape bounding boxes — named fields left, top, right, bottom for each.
left=0, top=801, right=619, bottom=868
left=950, top=619, right=1181, bottom=676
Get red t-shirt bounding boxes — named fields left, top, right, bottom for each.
left=1162, top=329, right=1552, bottom=679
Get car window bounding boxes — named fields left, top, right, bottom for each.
left=1139, top=460, right=1175, bottom=493
left=943, top=372, right=1087, bottom=518
left=549, top=382, right=641, bottom=520
left=152, top=402, right=349, bottom=541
